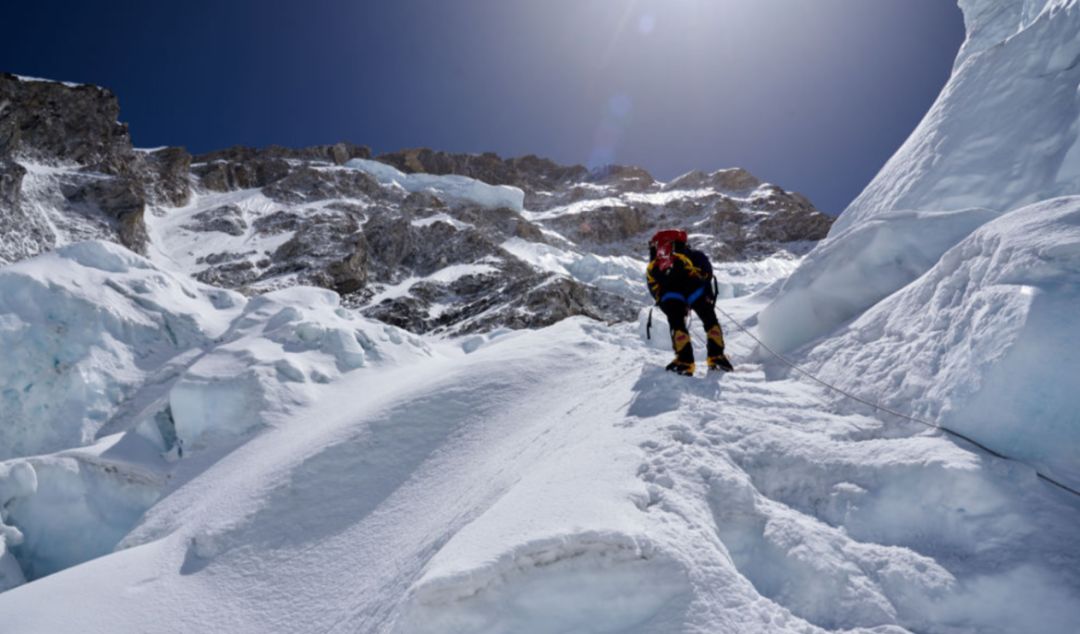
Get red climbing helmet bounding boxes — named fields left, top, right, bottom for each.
left=649, top=229, right=688, bottom=271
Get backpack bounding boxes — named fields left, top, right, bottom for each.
left=687, top=248, right=713, bottom=278
left=649, top=229, right=688, bottom=271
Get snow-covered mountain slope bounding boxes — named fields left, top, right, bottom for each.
left=2, top=286, right=1078, bottom=633
left=2, top=71, right=832, bottom=339
left=837, top=0, right=1080, bottom=234
left=5, top=2, right=1080, bottom=628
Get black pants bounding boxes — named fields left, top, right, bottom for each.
left=660, top=293, right=724, bottom=364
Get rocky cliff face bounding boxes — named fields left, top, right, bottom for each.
left=0, top=72, right=833, bottom=334
left=0, top=73, right=196, bottom=261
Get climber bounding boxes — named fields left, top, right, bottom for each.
left=646, top=229, right=734, bottom=376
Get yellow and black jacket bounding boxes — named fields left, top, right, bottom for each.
left=646, top=249, right=712, bottom=305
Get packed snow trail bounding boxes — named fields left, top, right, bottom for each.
left=2, top=299, right=1079, bottom=633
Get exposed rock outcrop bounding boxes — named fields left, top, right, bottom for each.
left=376, top=148, right=587, bottom=193
left=0, top=73, right=134, bottom=171
left=0, top=73, right=199, bottom=258
left=142, top=147, right=192, bottom=207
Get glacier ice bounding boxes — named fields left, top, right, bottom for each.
left=0, top=241, right=430, bottom=590
left=838, top=0, right=1080, bottom=234
left=0, top=461, right=36, bottom=591
left=345, top=158, right=526, bottom=212
left=806, top=197, right=1080, bottom=490
left=0, top=240, right=243, bottom=460
left=5, top=450, right=161, bottom=581
left=757, top=208, right=997, bottom=353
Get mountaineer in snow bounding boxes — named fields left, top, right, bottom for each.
left=646, top=229, right=734, bottom=376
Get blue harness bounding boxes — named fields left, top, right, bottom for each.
left=660, top=286, right=707, bottom=306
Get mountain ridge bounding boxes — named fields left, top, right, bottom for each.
left=0, top=71, right=832, bottom=336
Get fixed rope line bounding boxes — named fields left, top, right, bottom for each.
left=714, top=305, right=1080, bottom=500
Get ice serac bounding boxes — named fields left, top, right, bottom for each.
left=762, top=0, right=1080, bottom=352
left=0, top=239, right=430, bottom=591
left=756, top=0, right=1080, bottom=513
left=169, top=286, right=429, bottom=450
left=807, top=197, right=1080, bottom=491
left=344, top=158, right=526, bottom=212
left=836, top=0, right=1080, bottom=235
left=0, top=240, right=242, bottom=460
left=757, top=208, right=997, bottom=352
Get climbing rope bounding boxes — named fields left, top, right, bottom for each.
left=714, top=305, right=1080, bottom=500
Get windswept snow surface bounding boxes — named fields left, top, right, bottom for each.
left=1, top=291, right=1078, bottom=632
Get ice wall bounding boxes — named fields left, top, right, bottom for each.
left=806, top=197, right=1080, bottom=490
left=758, top=1, right=1080, bottom=491
left=757, top=208, right=996, bottom=353
left=836, top=0, right=1080, bottom=234
left=0, top=241, right=243, bottom=460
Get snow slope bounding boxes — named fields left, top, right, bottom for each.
left=1, top=286, right=1078, bottom=632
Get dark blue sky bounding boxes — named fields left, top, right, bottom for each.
left=2, top=0, right=964, bottom=213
